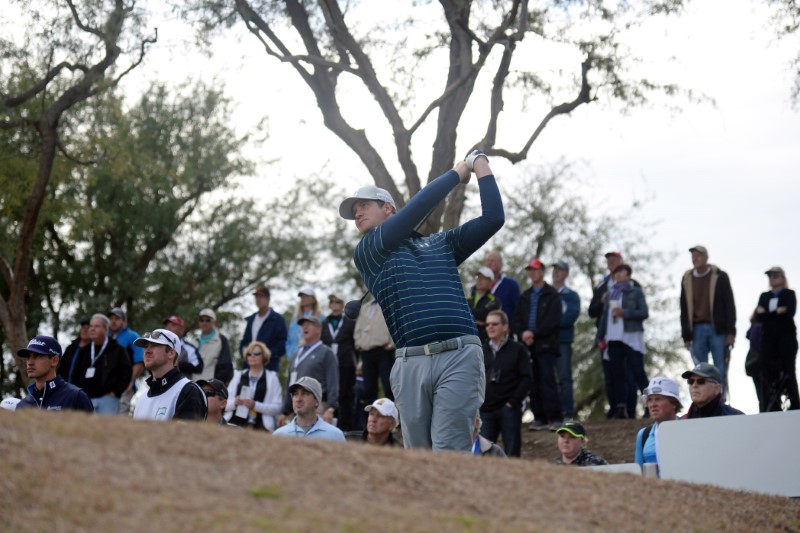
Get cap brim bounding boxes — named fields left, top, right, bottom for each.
left=338, top=197, right=358, bottom=220
left=556, top=428, right=585, bottom=438
left=17, top=348, right=48, bottom=358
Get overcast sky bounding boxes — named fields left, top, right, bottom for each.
left=112, top=1, right=800, bottom=413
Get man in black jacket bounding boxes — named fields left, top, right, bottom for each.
left=479, top=310, right=531, bottom=457
left=512, top=258, right=563, bottom=432
left=321, top=293, right=357, bottom=430
left=59, top=314, right=132, bottom=415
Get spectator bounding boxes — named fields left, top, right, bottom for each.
left=59, top=319, right=91, bottom=384
left=16, top=336, right=93, bottom=412
left=597, top=263, right=649, bottom=419
left=472, top=412, right=507, bottom=457
left=59, top=314, right=131, bottom=415
left=634, top=377, right=682, bottom=469
left=132, top=329, right=207, bottom=421
left=755, top=266, right=799, bottom=411
left=340, top=152, right=502, bottom=451
left=194, top=308, right=234, bottom=385
left=479, top=309, right=532, bottom=457
left=197, top=378, right=237, bottom=428
left=240, top=285, right=287, bottom=373
left=681, top=363, right=744, bottom=418
left=225, top=341, right=282, bottom=431
left=744, top=314, right=763, bottom=410
left=353, top=298, right=395, bottom=412
left=469, top=266, right=502, bottom=342
left=362, top=398, right=399, bottom=446
left=551, top=260, right=580, bottom=420
left=512, top=257, right=562, bottom=431
left=281, top=316, right=339, bottom=424
left=680, top=245, right=736, bottom=392
left=321, top=293, right=357, bottom=431
left=286, top=286, right=325, bottom=361
left=485, top=250, right=521, bottom=319
left=554, top=421, right=608, bottom=466
left=272, top=377, right=345, bottom=441
left=108, top=307, right=144, bottom=415
left=163, top=315, right=203, bottom=378
left=588, top=251, right=641, bottom=418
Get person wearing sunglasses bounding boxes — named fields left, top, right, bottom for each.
left=132, top=329, right=207, bottom=421
left=681, top=363, right=743, bottom=419
left=479, top=309, right=531, bottom=457
left=225, top=341, right=282, bottom=431
left=197, top=378, right=237, bottom=428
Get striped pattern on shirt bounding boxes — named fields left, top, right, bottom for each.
left=353, top=170, right=504, bottom=348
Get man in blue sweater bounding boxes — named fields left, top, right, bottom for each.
left=339, top=152, right=504, bottom=451
left=17, top=335, right=94, bottom=412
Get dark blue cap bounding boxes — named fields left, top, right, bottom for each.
left=17, top=335, right=62, bottom=358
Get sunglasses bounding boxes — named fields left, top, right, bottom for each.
left=485, top=321, right=502, bottom=327
left=141, top=331, right=176, bottom=348
left=198, top=317, right=213, bottom=322
left=246, top=351, right=263, bottom=357
left=687, top=377, right=715, bottom=386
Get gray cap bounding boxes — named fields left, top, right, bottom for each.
left=297, top=316, right=322, bottom=327
left=552, top=260, right=570, bottom=272
left=109, top=307, right=126, bottom=320
left=681, top=362, right=722, bottom=383
left=289, top=376, right=322, bottom=405
left=339, top=185, right=396, bottom=220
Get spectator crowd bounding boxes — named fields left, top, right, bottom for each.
left=4, top=244, right=796, bottom=467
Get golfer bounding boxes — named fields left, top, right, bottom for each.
left=339, top=152, right=503, bottom=451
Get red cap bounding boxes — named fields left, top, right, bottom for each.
left=524, top=258, right=544, bottom=270
left=162, top=315, right=185, bottom=328
left=604, top=251, right=622, bottom=259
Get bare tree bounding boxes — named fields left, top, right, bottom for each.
left=0, top=0, right=156, bottom=383
left=184, top=0, right=684, bottom=232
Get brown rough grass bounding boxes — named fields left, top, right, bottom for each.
left=1, top=410, right=798, bottom=532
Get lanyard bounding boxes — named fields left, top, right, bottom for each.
left=327, top=320, right=343, bottom=341
left=90, top=338, right=109, bottom=366
left=295, top=341, right=321, bottom=367
left=490, top=274, right=504, bottom=294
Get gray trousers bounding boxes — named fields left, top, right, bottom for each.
left=391, top=337, right=485, bottom=451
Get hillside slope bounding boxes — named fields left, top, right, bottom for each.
left=1, top=410, right=797, bottom=532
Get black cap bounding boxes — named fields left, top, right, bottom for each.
left=196, top=379, right=228, bottom=400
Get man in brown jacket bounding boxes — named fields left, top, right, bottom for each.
left=679, top=245, right=736, bottom=392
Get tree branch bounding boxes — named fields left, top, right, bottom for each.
left=57, top=140, right=104, bottom=165
left=486, top=54, right=596, bottom=164
left=66, top=0, right=105, bottom=39
left=3, top=62, right=89, bottom=109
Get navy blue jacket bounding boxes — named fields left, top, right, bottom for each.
left=512, top=283, right=562, bottom=356
left=240, top=310, right=288, bottom=373
left=17, top=375, right=94, bottom=413
left=557, top=286, right=581, bottom=343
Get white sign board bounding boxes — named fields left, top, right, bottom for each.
left=658, top=411, right=800, bottom=497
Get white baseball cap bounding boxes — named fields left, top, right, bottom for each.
left=643, top=377, right=682, bottom=408
left=339, top=185, right=396, bottom=220
left=1, top=397, right=21, bottom=411
left=476, top=266, right=494, bottom=280
left=133, top=329, right=183, bottom=357
left=297, top=286, right=317, bottom=298
left=364, top=398, right=399, bottom=424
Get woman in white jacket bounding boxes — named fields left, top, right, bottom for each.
left=226, top=341, right=282, bottom=431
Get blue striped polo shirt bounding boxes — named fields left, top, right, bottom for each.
left=354, top=170, right=504, bottom=348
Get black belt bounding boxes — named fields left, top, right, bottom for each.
left=395, top=335, right=481, bottom=358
